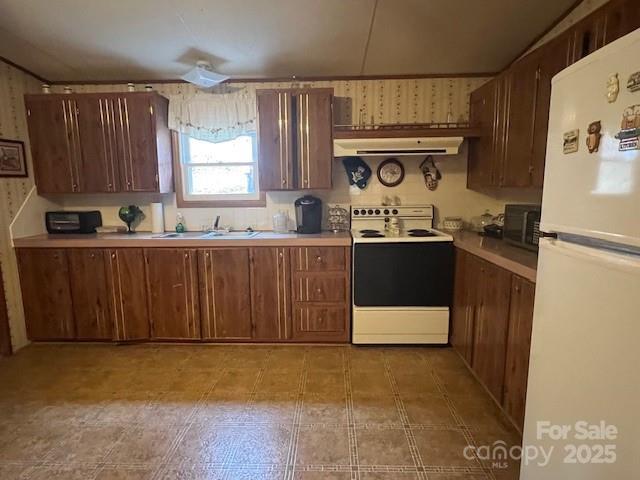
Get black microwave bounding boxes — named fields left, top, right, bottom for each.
left=503, top=204, right=541, bottom=252
left=45, top=211, right=102, bottom=234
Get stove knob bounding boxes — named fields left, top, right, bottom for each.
left=383, top=209, right=389, bottom=215
left=392, top=209, right=399, bottom=215
left=367, top=209, right=373, bottom=215
left=354, top=209, right=360, bottom=215
left=374, top=209, right=380, bottom=214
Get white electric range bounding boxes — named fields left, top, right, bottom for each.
left=350, top=205, right=454, bottom=344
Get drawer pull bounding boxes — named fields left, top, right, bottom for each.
left=316, top=288, right=322, bottom=294
left=315, top=256, right=322, bottom=262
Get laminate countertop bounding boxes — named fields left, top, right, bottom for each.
left=449, top=230, right=538, bottom=283
left=13, top=231, right=352, bottom=248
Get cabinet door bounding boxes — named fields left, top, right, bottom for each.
left=144, top=249, right=200, bottom=340
left=503, top=276, right=536, bottom=431
left=467, top=80, right=497, bottom=189
left=198, top=248, right=253, bottom=340
left=250, top=247, right=292, bottom=340
left=105, top=248, right=150, bottom=341
left=450, top=249, right=476, bottom=364
left=68, top=249, right=112, bottom=340
left=75, top=96, right=120, bottom=192
left=295, top=89, right=333, bottom=189
left=603, top=0, right=640, bottom=45
left=257, top=90, right=294, bottom=190
left=16, top=249, right=75, bottom=340
left=115, top=95, right=159, bottom=192
left=569, top=10, right=608, bottom=64
left=531, top=33, right=572, bottom=188
left=471, top=260, right=512, bottom=401
left=25, top=96, right=81, bottom=193
left=502, top=51, right=540, bottom=188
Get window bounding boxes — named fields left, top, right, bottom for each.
left=177, top=132, right=264, bottom=206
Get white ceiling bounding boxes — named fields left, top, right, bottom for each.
left=0, top=0, right=577, bottom=82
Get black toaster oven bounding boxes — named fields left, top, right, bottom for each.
left=45, top=211, right=102, bottom=234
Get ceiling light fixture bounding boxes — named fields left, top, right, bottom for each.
left=181, top=61, right=229, bottom=88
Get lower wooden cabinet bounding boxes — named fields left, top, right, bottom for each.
left=16, top=248, right=75, bottom=340
left=450, top=247, right=536, bottom=433
left=471, top=258, right=512, bottom=402
left=250, top=247, right=292, bottom=340
left=16, top=244, right=350, bottom=344
left=199, top=248, right=253, bottom=340
left=105, top=248, right=150, bottom=341
left=293, top=304, right=348, bottom=341
left=68, top=249, right=112, bottom=340
left=144, top=249, right=200, bottom=340
left=503, top=275, right=536, bottom=431
left=291, top=246, right=350, bottom=342
left=450, top=249, right=476, bottom=364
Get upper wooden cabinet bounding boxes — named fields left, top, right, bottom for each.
left=257, top=88, right=333, bottom=191
left=24, top=97, right=81, bottom=193
left=468, top=0, right=640, bottom=191
left=502, top=51, right=541, bottom=188
left=24, top=92, right=173, bottom=194
left=604, top=0, right=640, bottom=44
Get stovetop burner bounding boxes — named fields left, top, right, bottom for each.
left=360, top=229, right=381, bottom=234
left=361, top=232, right=385, bottom=238
left=408, top=229, right=438, bottom=237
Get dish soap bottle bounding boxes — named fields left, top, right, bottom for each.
left=175, top=212, right=185, bottom=233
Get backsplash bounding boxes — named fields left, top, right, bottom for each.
left=58, top=142, right=541, bottom=233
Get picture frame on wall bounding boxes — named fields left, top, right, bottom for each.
left=0, top=139, right=28, bottom=178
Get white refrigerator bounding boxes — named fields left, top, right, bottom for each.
left=521, top=29, right=640, bottom=478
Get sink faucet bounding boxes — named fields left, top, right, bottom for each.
left=213, top=215, right=220, bottom=231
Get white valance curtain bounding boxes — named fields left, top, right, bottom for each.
left=168, top=87, right=257, bottom=143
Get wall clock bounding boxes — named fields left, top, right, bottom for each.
left=377, top=158, right=405, bottom=187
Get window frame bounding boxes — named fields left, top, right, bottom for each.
left=172, top=131, right=266, bottom=208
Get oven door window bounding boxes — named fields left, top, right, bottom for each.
left=353, top=243, right=453, bottom=307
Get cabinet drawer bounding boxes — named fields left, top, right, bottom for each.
left=294, top=305, right=346, bottom=333
left=293, top=275, right=346, bottom=302
left=292, top=247, right=346, bottom=272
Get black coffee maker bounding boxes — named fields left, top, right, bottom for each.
left=294, top=195, right=322, bottom=234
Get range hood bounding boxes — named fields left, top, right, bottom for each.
left=333, top=136, right=463, bottom=157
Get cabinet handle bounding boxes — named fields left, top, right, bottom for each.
left=316, top=288, right=322, bottom=294
left=205, top=252, right=210, bottom=257
left=185, top=253, right=189, bottom=258
left=279, top=252, right=284, bottom=258
left=316, top=256, right=322, bottom=263
left=282, top=179, right=286, bottom=185
left=111, top=253, right=116, bottom=259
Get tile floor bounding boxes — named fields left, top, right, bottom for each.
left=0, top=344, right=521, bottom=479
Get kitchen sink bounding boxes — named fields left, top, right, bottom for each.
left=199, top=231, right=260, bottom=239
